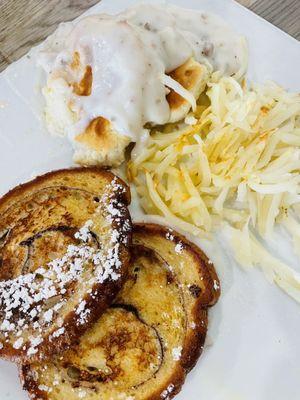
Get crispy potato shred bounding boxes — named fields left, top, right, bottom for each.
left=128, top=73, right=300, bottom=302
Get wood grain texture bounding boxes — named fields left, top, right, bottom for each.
left=0, top=0, right=99, bottom=71
left=0, top=0, right=299, bottom=72
left=248, top=0, right=300, bottom=40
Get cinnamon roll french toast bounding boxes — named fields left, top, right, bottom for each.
left=21, top=223, right=220, bottom=400
left=0, top=167, right=132, bottom=362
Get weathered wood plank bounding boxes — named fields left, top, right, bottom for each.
left=0, top=0, right=99, bottom=71
left=248, top=0, right=299, bottom=41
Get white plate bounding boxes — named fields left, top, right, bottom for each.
left=0, top=1, right=299, bottom=399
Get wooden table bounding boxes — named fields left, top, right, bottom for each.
left=0, top=0, right=299, bottom=72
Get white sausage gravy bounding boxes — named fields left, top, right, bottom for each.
left=39, top=3, right=247, bottom=143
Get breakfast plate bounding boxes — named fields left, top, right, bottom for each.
left=0, top=1, right=299, bottom=399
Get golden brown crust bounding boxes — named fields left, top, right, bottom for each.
left=0, top=167, right=132, bottom=362
left=20, top=223, right=220, bottom=400
left=74, top=117, right=130, bottom=156
left=70, top=51, right=93, bottom=96
left=75, top=117, right=111, bottom=151
left=133, top=223, right=220, bottom=306
left=166, top=58, right=208, bottom=114
left=20, top=364, right=48, bottom=400
left=0, top=167, right=130, bottom=211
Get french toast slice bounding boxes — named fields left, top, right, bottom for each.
left=21, top=223, right=220, bottom=400
left=0, top=167, right=132, bottom=362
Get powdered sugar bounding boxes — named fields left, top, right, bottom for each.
left=0, top=241, right=91, bottom=353
left=13, top=337, right=23, bottom=349
left=107, top=203, right=123, bottom=217
left=190, top=321, right=196, bottom=329
left=172, top=346, right=182, bottom=361
left=74, top=220, right=93, bottom=242
left=161, top=383, right=175, bottom=399
left=213, top=279, right=220, bottom=290
left=43, top=309, right=54, bottom=324
left=38, top=384, right=52, bottom=393
left=27, top=336, right=43, bottom=356
left=166, top=232, right=175, bottom=241
left=76, top=300, right=87, bottom=315
left=165, top=232, right=184, bottom=255
left=75, top=300, right=91, bottom=325
left=0, top=176, right=131, bottom=358
left=100, top=178, right=131, bottom=246
left=174, top=243, right=184, bottom=254
left=51, top=327, right=65, bottom=338
left=5, top=228, right=119, bottom=354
